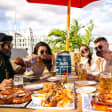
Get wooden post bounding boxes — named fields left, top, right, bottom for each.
left=66, top=0, right=71, bottom=52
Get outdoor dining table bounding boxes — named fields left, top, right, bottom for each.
left=0, top=74, right=99, bottom=112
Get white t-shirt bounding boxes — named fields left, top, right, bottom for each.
left=80, top=54, right=100, bottom=75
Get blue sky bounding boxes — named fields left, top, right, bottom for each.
left=0, top=0, right=112, bottom=42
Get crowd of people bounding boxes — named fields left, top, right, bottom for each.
left=0, top=32, right=112, bottom=90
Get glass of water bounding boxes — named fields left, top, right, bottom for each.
left=13, top=74, right=24, bottom=89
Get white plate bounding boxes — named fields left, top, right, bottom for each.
left=76, top=86, right=96, bottom=94
left=64, top=83, right=74, bottom=90
left=31, top=93, right=45, bottom=104
left=75, top=81, right=96, bottom=86
left=47, top=76, right=60, bottom=82
left=24, top=84, right=43, bottom=90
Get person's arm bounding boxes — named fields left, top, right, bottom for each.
left=44, top=54, right=56, bottom=66
left=0, top=79, right=13, bottom=90
left=13, top=57, right=26, bottom=74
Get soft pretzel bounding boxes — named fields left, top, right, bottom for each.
left=0, top=89, right=31, bottom=104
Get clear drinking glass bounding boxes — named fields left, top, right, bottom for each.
left=74, top=49, right=81, bottom=63
left=50, top=65, right=56, bottom=76
left=100, top=72, right=112, bottom=93
left=13, top=74, right=24, bottom=88
left=78, top=64, right=86, bottom=80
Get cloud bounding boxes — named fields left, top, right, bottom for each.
left=0, top=0, right=112, bottom=42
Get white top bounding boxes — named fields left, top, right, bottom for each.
left=80, top=54, right=100, bottom=75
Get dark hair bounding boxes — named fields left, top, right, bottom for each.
left=80, top=45, right=92, bottom=66
left=0, top=33, right=12, bottom=42
left=33, top=42, right=52, bottom=71
left=94, top=37, right=107, bottom=44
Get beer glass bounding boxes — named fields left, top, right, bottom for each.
left=74, top=49, right=81, bottom=63
left=50, top=66, right=56, bottom=76
left=100, top=72, right=112, bottom=93
left=13, top=75, right=24, bottom=88
left=78, top=64, right=86, bottom=80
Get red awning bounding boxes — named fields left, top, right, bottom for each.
left=27, top=0, right=99, bottom=8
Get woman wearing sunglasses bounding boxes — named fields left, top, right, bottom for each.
left=23, top=42, right=56, bottom=82
left=32, top=42, right=55, bottom=76
left=79, top=45, right=100, bottom=81
left=33, top=41, right=56, bottom=70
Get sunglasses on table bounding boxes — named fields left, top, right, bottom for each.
left=94, top=45, right=102, bottom=51
left=40, top=50, right=48, bottom=55
left=81, top=48, right=88, bottom=54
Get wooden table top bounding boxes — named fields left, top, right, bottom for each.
left=0, top=75, right=99, bottom=112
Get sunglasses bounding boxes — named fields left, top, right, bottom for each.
left=94, top=45, right=102, bottom=51
left=81, top=48, right=88, bottom=54
left=0, top=43, right=13, bottom=49
left=40, top=50, right=48, bottom=54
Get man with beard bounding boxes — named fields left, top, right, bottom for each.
left=94, top=37, right=112, bottom=72
left=0, top=33, right=25, bottom=90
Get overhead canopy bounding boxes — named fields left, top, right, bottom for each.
left=27, top=0, right=99, bottom=8
left=27, top=0, right=99, bottom=51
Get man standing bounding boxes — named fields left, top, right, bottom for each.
left=94, top=37, right=112, bottom=72
left=0, top=33, right=25, bottom=90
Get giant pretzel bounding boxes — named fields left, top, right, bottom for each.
left=0, top=89, right=31, bottom=104
left=91, top=93, right=112, bottom=111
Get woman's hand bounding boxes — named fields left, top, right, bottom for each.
left=0, top=79, right=13, bottom=90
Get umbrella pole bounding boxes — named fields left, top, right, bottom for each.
left=66, top=0, right=71, bottom=52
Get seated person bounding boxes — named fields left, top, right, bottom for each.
left=79, top=45, right=101, bottom=81
left=94, top=37, right=112, bottom=72
left=0, top=33, right=25, bottom=90
left=23, top=42, right=56, bottom=82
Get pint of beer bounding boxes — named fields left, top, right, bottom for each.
left=13, top=75, right=24, bottom=88
left=50, top=66, right=56, bottom=76
left=74, top=53, right=81, bottom=63
left=100, top=72, right=112, bottom=93
left=78, top=64, right=86, bottom=80
left=74, top=49, right=81, bottom=63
